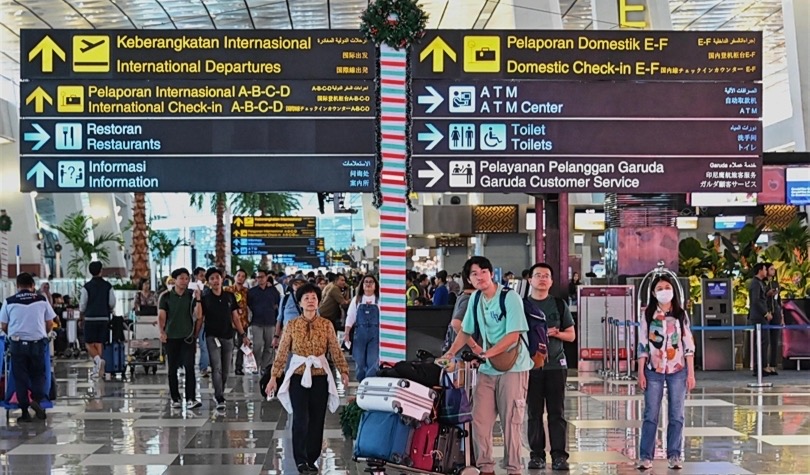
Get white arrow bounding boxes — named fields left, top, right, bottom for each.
left=417, top=86, right=444, bottom=114
left=26, top=161, right=53, bottom=188
left=24, top=123, right=50, bottom=151
left=417, top=123, right=444, bottom=150
left=418, top=160, right=444, bottom=188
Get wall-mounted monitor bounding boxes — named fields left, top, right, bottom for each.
left=786, top=167, right=810, bottom=205
left=714, top=216, right=747, bottom=230
left=574, top=211, right=605, bottom=231
left=676, top=216, right=699, bottom=230
left=526, top=211, right=536, bottom=231
left=706, top=281, right=729, bottom=299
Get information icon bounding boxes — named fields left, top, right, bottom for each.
left=57, top=161, right=85, bottom=188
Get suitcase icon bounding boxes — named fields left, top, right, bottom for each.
left=475, top=47, right=496, bottom=61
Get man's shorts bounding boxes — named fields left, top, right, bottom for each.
left=83, top=321, right=109, bottom=344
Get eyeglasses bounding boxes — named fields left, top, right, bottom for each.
left=532, top=274, right=552, bottom=279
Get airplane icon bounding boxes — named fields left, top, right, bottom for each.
left=79, top=38, right=105, bottom=53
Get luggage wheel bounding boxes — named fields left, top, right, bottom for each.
left=456, top=467, right=480, bottom=475
left=397, top=380, right=410, bottom=389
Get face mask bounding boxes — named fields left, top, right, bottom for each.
left=655, top=289, right=674, bottom=304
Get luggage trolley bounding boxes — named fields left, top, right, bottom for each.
left=127, top=313, right=164, bottom=377
left=62, top=307, right=84, bottom=358
left=1, top=335, right=56, bottom=423
left=356, top=351, right=481, bottom=475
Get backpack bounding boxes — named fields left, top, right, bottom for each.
left=472, top=288, right=550, bottom=369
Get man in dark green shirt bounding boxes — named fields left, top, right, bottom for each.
left=159, top=267, right=202, bottom=409
left=525, top=263, right=576, bottom=471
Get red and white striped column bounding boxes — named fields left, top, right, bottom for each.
left=377, top=44, right=408, bottom=364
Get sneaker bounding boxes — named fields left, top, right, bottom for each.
left=307, top=463, right=319, bottom=472
left=551, top=457, right=570, bottom=471
left=171, top=400, right=182, bottom=409
left=528, top=458, right=546, bottom=470
left=202, top=368, right=211, bottom=378
left=668, top=457, right=682, bottom=469
left=98, top=359, right=106, bottom=376
left=235, top=370, right=244, bottom=376
left=215, top=398, right=226, bottom=410
left=297, top=463, right=312, bottom=474
left=30, top=400, right=47, bottom=420
left=17, top=411, right=33, bottom=423
left=637, top=459, right=653, bottom=470
left=187, top=400, right=202, bottom=410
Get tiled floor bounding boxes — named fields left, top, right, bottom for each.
left=1, top=359, right=809, bottom=475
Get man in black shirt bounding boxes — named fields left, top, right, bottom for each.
left=748, top=263, right=770, bottom=377
left=201, top=267, right=249, bottom=410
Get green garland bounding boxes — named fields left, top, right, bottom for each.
left=360, top=0, right=428, bottom=49
left=0, top=211, right=11, bottom=232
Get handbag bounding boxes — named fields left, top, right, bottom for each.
left=472, top=289, right=520, bottom=372
left=438, top=372, right=472, bottom=425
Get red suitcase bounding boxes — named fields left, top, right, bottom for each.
left=409, top=422, right=440, bottom=471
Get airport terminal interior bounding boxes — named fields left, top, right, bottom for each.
left=0, top=0, right=809, bottom=474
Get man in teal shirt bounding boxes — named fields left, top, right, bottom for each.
left=443, top=256, right=531, bottom=475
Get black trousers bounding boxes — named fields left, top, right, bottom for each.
left=234, top=335, right=244, bottom=372
left=165, top=338, right=196, bottom=402
left=527, top=368, right=569, bottom=460
left=9, top=339, right=48, bottom=410
left=289, top=374, right=329, bottom=465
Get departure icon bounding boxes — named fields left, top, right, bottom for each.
left=57, top=85, right=84, bottom=113
left=448, top=86, right=476, bottom=113
left=463, top=36, right=500, bottom=73
left=449, top=161, right=476, bottom=188
left=449, top=123, right=475, bottom=151
left=58, top=161, right=85, bottom=188
left=480, top=123, right=506, bottom=150
left=55, top=123, right=82, bottom=150
left=73, top=35, right=110, bottom=72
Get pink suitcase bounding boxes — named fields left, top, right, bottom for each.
left=356, top=376, right=438, bottom=423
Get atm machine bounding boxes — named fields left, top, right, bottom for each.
left=699, top=278, right=735, bottom=370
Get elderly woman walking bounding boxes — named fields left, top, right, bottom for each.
left=265, top=283, right=350, bottom=474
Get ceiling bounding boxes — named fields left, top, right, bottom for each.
left=0, top=0, right=790, bottom=100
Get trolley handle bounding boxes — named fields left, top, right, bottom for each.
left=460, top=350, right=485, bottom=364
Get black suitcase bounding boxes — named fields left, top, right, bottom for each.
left=432, top=425, right=466, bottom=474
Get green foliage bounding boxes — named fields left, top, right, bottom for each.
left=54, top=212, right=124, bottom=280
left=229, top=193, right=300, bottom=217
left=339, top=399, right=364, bottom=439
left=360, top=0, right=428, bottom=49
left=231, top=256, right=257, bottom=276
left=148, top=230, right=188, bottom=276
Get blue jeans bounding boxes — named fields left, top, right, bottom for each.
left=352, top=324, right=379, bottom=381
left=198, top=329, right=210, bottom=370
left=639, top=367, right=687, bottom=461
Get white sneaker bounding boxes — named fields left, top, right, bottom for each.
left=171, top=400, right=182, bottom=409
left=98, top=359, right=106, bottom=375
left=668, top=457, right=682, bottom=469
left=637, top=459, right=653, bottom=470
left=215, top=399, right=226, bottom=411
left=186, top=400, right=202, bottom=410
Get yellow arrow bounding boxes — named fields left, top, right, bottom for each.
left=234, top=217, right=243, bottom=226
left=28, top=35, right=66, bottom=73
left=25, top=86, right=53, bottom=113
left=419, top=36, right=456, bottom=73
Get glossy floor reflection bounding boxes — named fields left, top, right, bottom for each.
left=1, top=359, right=809, bottom=475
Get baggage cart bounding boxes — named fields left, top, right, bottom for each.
left=127, top=315, right=164, bottom=377
left=62, top=308, right=84, bottom=358
left=1, top=335, right=56, bottom=423
left=356, top=351, right=481, bottom=475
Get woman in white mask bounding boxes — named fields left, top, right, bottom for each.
left=636, top=275, right=696, bottom=471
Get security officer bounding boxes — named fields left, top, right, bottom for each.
left=0, top=273, right=56, bottom=423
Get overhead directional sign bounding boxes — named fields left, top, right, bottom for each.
left=22, top=30, right=374, bottom=79
left=20, top=29, right=377, bottom=193
left=411, top=30, right=762, bottom=194
left=413, top=30, right=762, bottom=81
left=230, top=216, right=316, bottom=238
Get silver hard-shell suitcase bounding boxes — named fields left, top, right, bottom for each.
left=356, top=376, right=438, bottom=423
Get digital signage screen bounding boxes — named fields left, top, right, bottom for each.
left=706, top=281, right=729, bottom=299
left=714, top=216, right=746, bottom=230
left=786, top=167, right=810, bottom=205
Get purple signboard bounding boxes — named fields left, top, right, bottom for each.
left=412, top=81, right=761, bottom=119
left=412, top=156, right=761, bottom=193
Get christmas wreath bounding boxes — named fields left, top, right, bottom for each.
left=360, top=0, right=428, bottom=49
left=0, top=211, right=11, bottom=232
